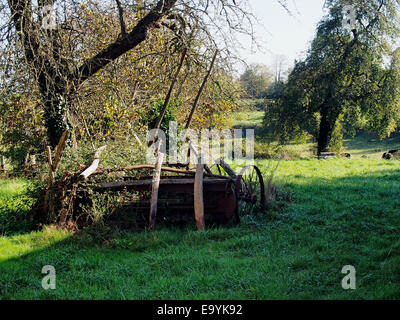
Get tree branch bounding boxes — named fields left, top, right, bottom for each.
left=72, top=0, right=178, bottom=86
left=115, top=0, right=127, bottom=37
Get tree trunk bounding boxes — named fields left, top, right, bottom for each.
left=9, top=0, right=178, bottom=148
left=42, top=92, right=71, bottom=148
left=38, top=70, right=71, bottom=148
left=317, top=110, right=335, bottom=156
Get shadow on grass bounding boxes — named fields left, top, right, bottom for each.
left=343, top=132, right=400, bottom=156
left=1, top=167, right=400, bottom=299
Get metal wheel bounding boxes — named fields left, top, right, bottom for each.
left=234, top=165, right=265, bottom=222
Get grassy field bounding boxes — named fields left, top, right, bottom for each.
left=1, top=111, right=400, bottom=299
left=343, top=132, right=400, bottom=159
left=232, top=111, right=400, bottom=159
left=232, top=111, right=265, bottom=130
left=1, top=158, right=400, bottom=299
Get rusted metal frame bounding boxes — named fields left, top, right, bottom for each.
left=91, top=173, right=237, bottom=227
left=216, top=164, right=222, bottom=176
left=93, top=165, right=196, bottom=176
left=217, top=158, right=237, bottom=179
left=96, top=177, right=232, bottom=190
left=124, top=174, right=196, bottom=181
left=204, top=173, right=232, bottom=180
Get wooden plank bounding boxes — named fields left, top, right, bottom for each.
left=149, top=149, right=165, bottom=231
left=194, top=162, right=205, bottom=231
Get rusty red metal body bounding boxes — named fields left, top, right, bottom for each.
left=96, top=175, right=237, bottom=224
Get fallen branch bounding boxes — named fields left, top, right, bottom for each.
left=78, top=146, right=106, bottom=181
left=52, top=131, right=70, bottom=173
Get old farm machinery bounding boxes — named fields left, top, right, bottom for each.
left=73, top=149, right=266, bottom=231
left=38, top=49, right=266, bottom=231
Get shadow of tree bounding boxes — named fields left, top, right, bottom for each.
left=1, top=167, right=400, bottom=299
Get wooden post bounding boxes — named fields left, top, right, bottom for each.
left=185, top=50, right=218, bottom=130
left=188, top=141, right=213, bottom=175
left=194, top=159, right=205, bottom=231
left=149, top=144, right=165, bottom=231
left=1, top=156, right=5, bottom=172
left=149, top=48, right=187, bottom=147
left=186, top=144, right=191, bottom=171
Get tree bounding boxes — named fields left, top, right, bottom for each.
left=240, top=63, right=274, bottom=99
left=1, top=0, right=257, bottom=148
left=272, top=54, right=288, bottom=83
left=264, top=0, right=400, bottom=154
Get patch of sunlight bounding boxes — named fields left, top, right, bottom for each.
left=0, top=179, right=29, bottom=198
left=0, top=226, right=71, bottom=263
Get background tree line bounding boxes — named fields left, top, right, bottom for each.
left=239, top=0, right=400, bottom=155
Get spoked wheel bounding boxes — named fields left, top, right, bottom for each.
left=234, top=165, right=265, bottom=222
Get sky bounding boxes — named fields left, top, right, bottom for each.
left=238, top=0, right=327, bottom=70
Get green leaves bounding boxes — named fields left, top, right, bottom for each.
left=265, top=0, right=400, bottom=152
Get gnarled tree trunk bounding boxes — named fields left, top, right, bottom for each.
left=317, top=109, right=336, bottom=156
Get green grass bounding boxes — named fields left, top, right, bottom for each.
left=231, top=111, right=400, bottom=159
left=0, top=180, right=29, bottom=199
left=232, top=111, right=265, bottom=130
left=343, top=132, right=400, bottom=159
left=1, top=158, right=400, bottom=299
left=0, top=179, right=36, bottom=236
